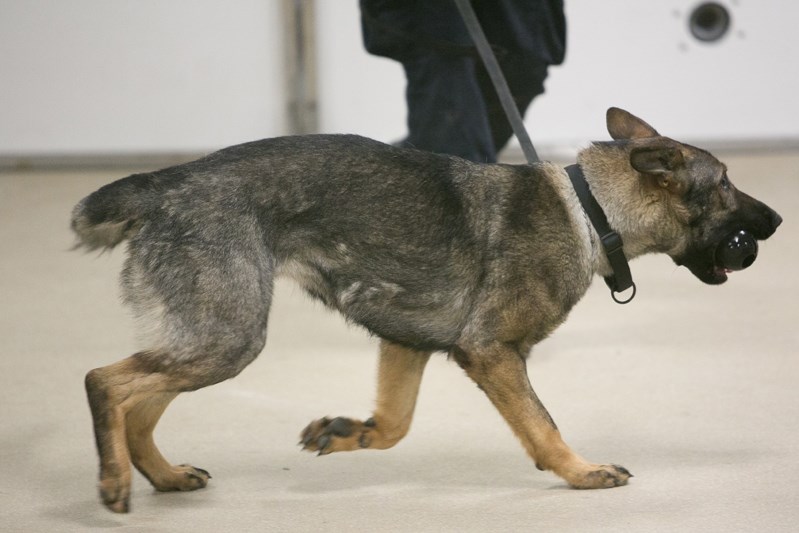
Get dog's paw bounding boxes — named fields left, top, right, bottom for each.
left=99, top=476, right=132, bottom=514
left=151, top=464, right=212, bottom=492
left=567, top=463, right=633, bottom=489
left=299, top=416, right=372, bottom=455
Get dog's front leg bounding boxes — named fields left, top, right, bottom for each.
left=300, top=340, right=431, bottom=454
left=452, top=343, right=631, bottom=489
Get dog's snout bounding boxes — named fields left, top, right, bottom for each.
left=771, top=210, right=783, bottom=231
left=760, top=206, right=783, bottom=239
left=738, top=190, right=782, bottom=239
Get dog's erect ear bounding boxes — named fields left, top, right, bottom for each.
left=630, top=146, right=685, bottom=175
left=607, top=107, right=660, bottom=140
left=630, top=146, right=686, bottom=192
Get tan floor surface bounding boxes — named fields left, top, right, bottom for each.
left=1, top=153, right=797, bottom=532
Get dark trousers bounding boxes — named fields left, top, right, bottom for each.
left=360, top=0, right=565, bottom=163
left=402, top=52, right=548, bottom=163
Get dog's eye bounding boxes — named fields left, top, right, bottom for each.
left=720, top=174, right=731, bottom=190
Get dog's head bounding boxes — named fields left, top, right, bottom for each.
left=605, top=107, right=782, bottom=285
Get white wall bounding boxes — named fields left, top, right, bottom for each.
left=526, top=0, right=799, bottom=152
left=2, top=0, right=798, bottom=156
left=315, top=1, right=406, bottom=143
left=0, top=0, right=285, bottom=155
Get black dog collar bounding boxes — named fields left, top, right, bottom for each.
left=565, top=164, right=636, bottom=304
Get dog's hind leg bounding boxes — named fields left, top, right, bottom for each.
left=85, top=354, right=207, bottom=513
left=452, top=342, right=632, bottom=489
left=126, top=391, right=211, bottom=493
left=86, top=341, right=266, bottom=512
left=300, top=340, right=431, bottom=455
left=86, top=239, right=273, bottom=512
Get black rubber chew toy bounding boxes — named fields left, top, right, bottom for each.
left=715, top=230, right=758, bottom=271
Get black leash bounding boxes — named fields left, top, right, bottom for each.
left=454, top=0, right=636, bottom=303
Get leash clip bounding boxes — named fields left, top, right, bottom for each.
left=610, top=282, right=637, bottom=305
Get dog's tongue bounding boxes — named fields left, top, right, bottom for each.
left=715, top=267, right=733, bottom=276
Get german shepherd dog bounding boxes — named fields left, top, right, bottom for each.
left=73, top=108, right=781, bottom=513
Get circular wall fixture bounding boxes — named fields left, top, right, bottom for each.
left=689, top=2, right=731, bottom=43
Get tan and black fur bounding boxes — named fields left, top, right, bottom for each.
left=72, top=108, right=781, bottom=513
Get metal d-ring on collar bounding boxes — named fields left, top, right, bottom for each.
left=565, top=164, right=637, bottom=304
left=454, top=0, right=635, bottom=304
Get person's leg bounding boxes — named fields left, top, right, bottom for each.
left=402, top=55, right=497, bottom=163
left=476, top=55, right=549, bottom=156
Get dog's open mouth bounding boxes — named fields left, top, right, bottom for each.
left=678, top=230, right=763, bottom=285
left=674, top=254, right=732, bottom=285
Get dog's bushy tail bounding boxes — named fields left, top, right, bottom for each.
left=71, top=172, right=165, bottom=251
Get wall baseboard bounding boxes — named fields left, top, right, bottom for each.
left=3, top=138, right=799, bottom=172
left=0, top=152, right=208, bottom=172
